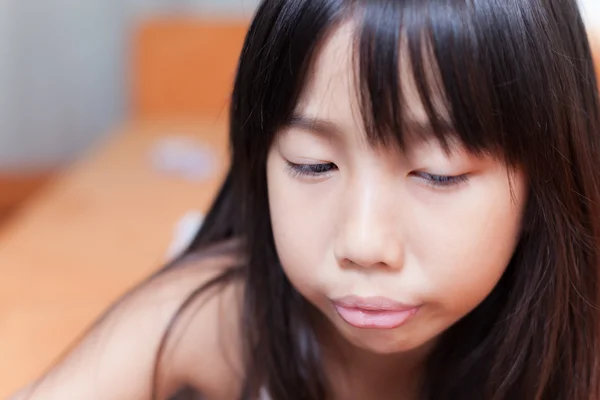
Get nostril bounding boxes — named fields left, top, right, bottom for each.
left=339, top=258, right=359, bottom=269
left=340, top=257, right=390, bottom=270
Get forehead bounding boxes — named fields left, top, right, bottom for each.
left=294, top=20, right=450, bottom=134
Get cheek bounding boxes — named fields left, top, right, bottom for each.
left=413, top=177, right=526, bottom=314
left=266, top=153, right=334, bottom=294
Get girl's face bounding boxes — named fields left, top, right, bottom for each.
left=266, top=23, right=527, bottom=355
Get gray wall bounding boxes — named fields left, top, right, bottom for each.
left=0, top=0, right=259, bottom=170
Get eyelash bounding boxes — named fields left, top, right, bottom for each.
left=285, top=161, right=469, bottom=188
left=411, top=171, right=470, bottom=188
left=286, top=161, right=337, bottom=178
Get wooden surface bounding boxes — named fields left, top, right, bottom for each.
left=0, top=119, right=229, bottom=397
left=0, top=173, right=54, bottom=226
left=132, top=18, right=248, bottom=120
left=588, top=26, right=600, bottom=91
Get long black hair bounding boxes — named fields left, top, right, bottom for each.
left=158, top=0, right=600, bottom=398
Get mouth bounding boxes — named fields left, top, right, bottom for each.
left=332, top=295, right=421, bottom=330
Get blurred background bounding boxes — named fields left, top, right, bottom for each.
left=0, top=0, right=260, bottom=225
left=0, top=0, right=259, bottom=395
left=0, top=0, right=599, bottom=397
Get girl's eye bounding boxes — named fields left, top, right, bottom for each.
left=411, top=171, right=469, bottom=188
left=286, top=161, right=337, bottom=178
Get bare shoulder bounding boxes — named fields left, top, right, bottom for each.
left=10, top=239, right=246, bottom=400
left=152, top=240, right=247, bottom=399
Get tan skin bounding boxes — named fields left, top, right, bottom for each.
left=267, top=21, right=526, bottom=399
left=11, top=23, right=527, bottom=400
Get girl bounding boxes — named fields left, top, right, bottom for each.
left=12, top=0, right=600, bottom=399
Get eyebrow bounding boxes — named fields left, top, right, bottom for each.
left=286, top=112, right=455, bottom=140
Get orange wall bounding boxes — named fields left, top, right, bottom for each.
left=132, top=18, right=249, bottom=120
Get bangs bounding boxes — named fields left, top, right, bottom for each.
left=351, top=0, right=526, bottom=163
left=246, top=0, right=576, bottom=175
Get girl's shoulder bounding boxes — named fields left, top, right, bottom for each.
left=11, top=238, right=246, bottom=400
left=159, top=238, right=247, bottom=398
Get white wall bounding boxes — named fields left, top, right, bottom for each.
left=580, top=0, right=600, bottom=30
left=127, top=0, right=260, bottom=17
left=0, top=0, right=260, bottom=171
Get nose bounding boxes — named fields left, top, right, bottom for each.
left=333, top=179, right=404, bottom=271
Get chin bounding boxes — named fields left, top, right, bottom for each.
left=342, top=326, right=427, bottom=355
